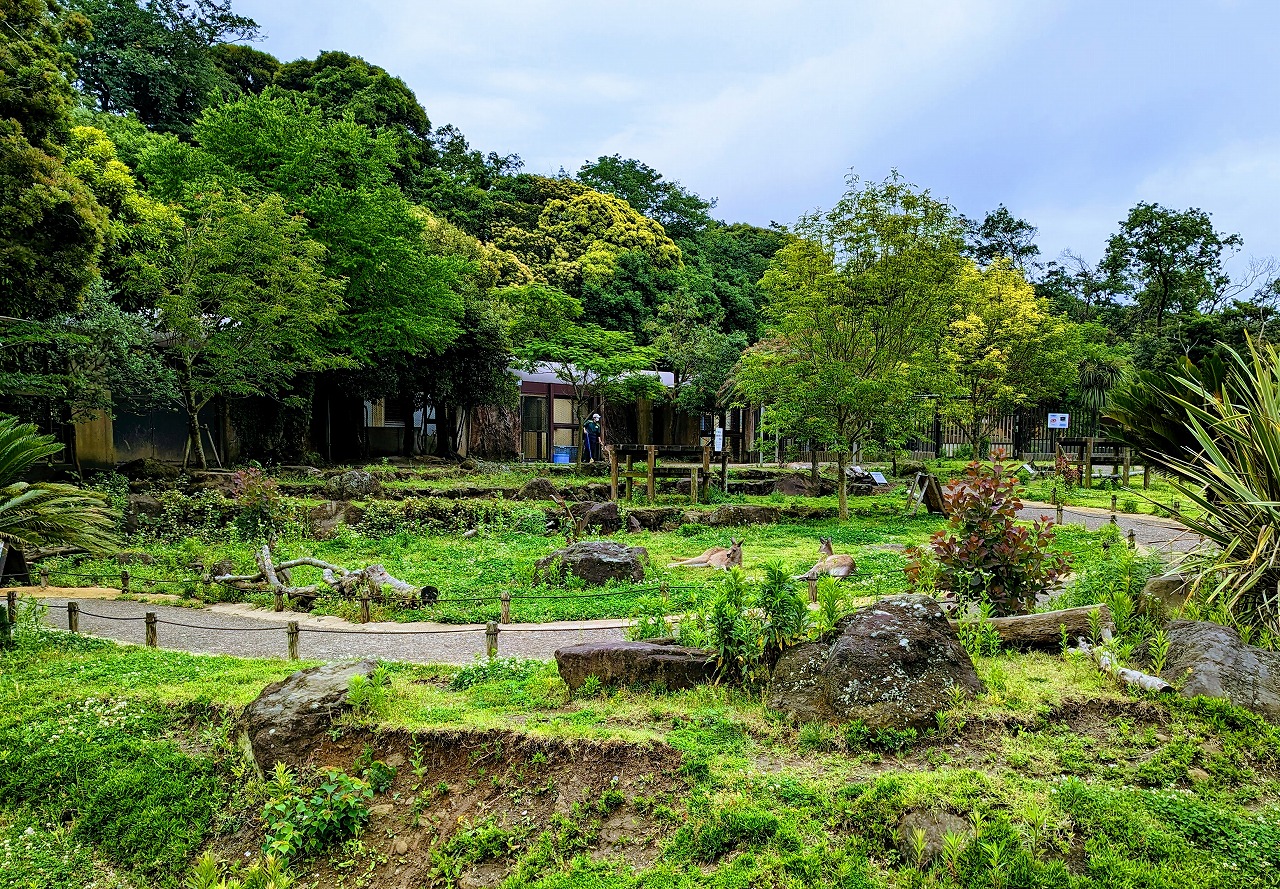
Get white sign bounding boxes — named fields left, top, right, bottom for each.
left=714, top=427, right=724, bottom=452
left=870, top=471, right=888, bottom=485
left=1047, top=413, right=1070, bottom=430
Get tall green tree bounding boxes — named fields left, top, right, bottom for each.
left=940, top=261, right=1080, bottom=454
left=1101, top=202, right=1242, bottom=333
left=962, top=204, right=1040, bottom=271
left=734, top=173, right=965, bottom=517
left=0, top=0, right=106, bottom=319
left=140, top=188, right=344, bottom=467
left=576, top=154, right=714, bottom=241
left=65, top=0, right=258, bottom=136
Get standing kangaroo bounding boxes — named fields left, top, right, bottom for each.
left=797, top=537, right=856, bottom=581
left=667, top=538, right=743, bottom=570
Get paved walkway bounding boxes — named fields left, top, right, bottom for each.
left=1019, top=500, right=1199, bottom=554
left=30, top=593, right=627, bottom=665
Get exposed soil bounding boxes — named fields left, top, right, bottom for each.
left=227, top=727, right=686, bottom=889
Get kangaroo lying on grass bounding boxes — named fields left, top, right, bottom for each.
left=796, top=536, right=856, bottom=581
left=667, top=538, right=743, bottom=570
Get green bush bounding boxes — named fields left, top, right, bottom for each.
left=449, top=657, right=545, bottom=690
left=261, top=766, right=372, bottom=860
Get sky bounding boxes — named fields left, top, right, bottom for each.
left=235, top=0, right=1280, bottom=272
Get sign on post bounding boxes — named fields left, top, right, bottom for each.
left=1047, top=413, right=1070, bottom=430
left=713, top=427, right=724, bottom=453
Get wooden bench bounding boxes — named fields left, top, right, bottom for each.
left=607, top=445, right=712, bottom=504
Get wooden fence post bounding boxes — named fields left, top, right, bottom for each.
left=287, top=621, right=299, bottom=660
left=486, top=620, right=499, bottom=659
left=1084, top=438, right=1094, bottom=488
left=1111, top=494, right=1117, bottom=514
left=273, top=589, right=284, bottom=612
left=661, top=581, right=669, bottom=605
left=39, top=566, right=49, bottom=589
left=646, top=445, right=656, bottom=501
left=67, top=601, right=79, bottom=634
left=120, top=569, right=130, bottom=595
left=359, top=594, right=371, bottom=624
left=6, top=590, right=16, bottom=626
left=1172, top=499, right=1181, bottom=520
left=808, top=577, right=818, bottom=605
left=145, top=612, right=157, bottom=647
left=1128, top=528, right=1136, bottom=549
left=1056, top=503, right=1064, bottom=525
left=500, top=591, right=511, bottom=625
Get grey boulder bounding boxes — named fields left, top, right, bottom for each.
left=1162, top=620, right=1280, bottom=722
left=768, top=594, right=985, bottom=729
left=535, top=540, right=647, bottom=586
left=237, top=660, right=378, bottom=772
left=555, top=640, right=715, bottom=691
left=324, top=470, right=381, bottom=499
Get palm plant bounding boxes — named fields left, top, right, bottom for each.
left=1104, top=340, right=1280, bottom=631
left=0, top=415, right=120, bottom=563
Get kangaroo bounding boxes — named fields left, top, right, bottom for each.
left=667, top=538, right=743, bottom=570
left=797, top=537, right=856, bottom=581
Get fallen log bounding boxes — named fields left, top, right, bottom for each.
left=212, top=546, right=423, bottom=610
left=1076, top=639, right=1173, bottom=693
left=949, top=604, right=1114, bottom=649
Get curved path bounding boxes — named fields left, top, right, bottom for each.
left=1019, top=500, right=1199, bottom=554
left=30, top=593, right=627, bottom=665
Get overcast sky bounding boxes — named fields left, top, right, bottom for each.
left=236, top=0, right=1280, bottom=271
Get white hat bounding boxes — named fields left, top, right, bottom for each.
left=591, top=413, right=601, bottom=420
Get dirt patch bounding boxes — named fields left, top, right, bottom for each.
left=230, top=727, right=685, bottom=889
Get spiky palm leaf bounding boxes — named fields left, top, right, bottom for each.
left=1105, top=341, right=1280, bottom=631
left=0, top=416, right=120, bottom=554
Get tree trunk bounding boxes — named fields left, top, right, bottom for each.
left=836, top=451, right=848, bottom=520
left=950, top=604, right=1113, bottom=649
left=402, top=395, right=416, bottom=459
left=182, top=371, right=207, bottom=470
left=433, top=402, right=455, bottom=458
left=809, top=441, right=818, bottom=487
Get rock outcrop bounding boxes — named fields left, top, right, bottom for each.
left=1162, top=620, right=1280, bottom=722
left=324, top=470, right=381, bottom=500
left=767, top=594, right=985, bottom=729
left=237, top=660, right=379, bottom=772
left=555, top=641, right=715, bottom=691
left=534, top=541, right=647, bottom=586
left=516, top=477, right=560, bottom=501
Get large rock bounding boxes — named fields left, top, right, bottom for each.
left=535, top=541, right=647, bottom=586
left=237, top=660, right=378, bottom=772
left=324, top=470, right=381, bottom=500
left=627, top=507, right=686, bottom=531
left=118, top=457, right=181, bottom=481
left=555, top=641, right=715, bottom=691
left=1139, top=574, right=1190, bottom=619
left=767, top=594, right=985, bottom=729
left=569, top=501, right=622, bottom=534
left=1162, top=621, right=1280, bottom=722
left=123, top=493, right=164, bottom=534
left=516, top=477, right=560, bottom=501
left=707, top=505, right=780, bottom=527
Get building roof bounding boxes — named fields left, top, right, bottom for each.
left=514, top=363, right=675, bottom=389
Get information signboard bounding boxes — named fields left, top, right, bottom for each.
left=1047, top=413, right=1070, bottom=429
left=714, top=427, right=724, bottom=452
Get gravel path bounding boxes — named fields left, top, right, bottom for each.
left=1019, top=500, right=1198, bottom=554
left=33, top=595, right=627, bottom=665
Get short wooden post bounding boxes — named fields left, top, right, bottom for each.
left=807, top=577, right=818, bottom=604
left=359, top=594, right=371, bottom=624
left=500, top=591, right=511, bottom=624
left=1111, top=494, right=1117, bottom=514
left=1056, top=503, right=1064, bottom=525
left=625, top=454, right=634, bottom=500
left=485, top=620, right=499, bottom=659
left=1128, top=528, right=1136, bottom=549
left=67, top=601, right=79, bottom=633
left=120, top=568, right=130, bottom=594
left=1122, top=446, right=1131, bottom=481
left=145, top=611, right=157, bottom=647
left=287, top=621, right=299, bottom=660
left=689, top=467, right=699, bottom=504
left=1172, top=499, right=1181, bottom=519
left=661, top=580, right=669, bottom=605
left=609, top=448, right=619, bottom=500
left=39, top=566, right=49, bottom=589
left=273, top=589, right=284, bottom=612
left=1110, top=513, right=1117, bottom=526
left=720, top=452, right=729, bottom=491
left=646, top=445, right=656, bottom=501
left=702, top=445, right=711, bottom=496
left=6, top=590, right=16, bottom=625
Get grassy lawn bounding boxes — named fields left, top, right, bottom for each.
left=3, top=616, right=1278, bottom=889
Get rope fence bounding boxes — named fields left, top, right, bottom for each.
left=41, top=595, right=630, bottom=662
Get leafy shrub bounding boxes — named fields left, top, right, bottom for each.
left=708, top=569, right=765, bottom=683
left=814, top=575, right=849, bottom=633
left=354, top=745, right=397, bottom=794
left=187, top=851, right=294, bottom=889
left=627, top=595, right=670, bottom=641
left=448, top=656, right=544, bottom=690
left=757, top=560, right=809, bottom=659
left=909, top=459, right=1068, bottom=616
left=261, top=766, right=372, bottom=860
left=231, top=468, right=288, bottom=542
left=155, top=489, right=232, bottom=540
left=956, top=601, right=1004, bottom=658
left=346, top=663, right=393, bottom=722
